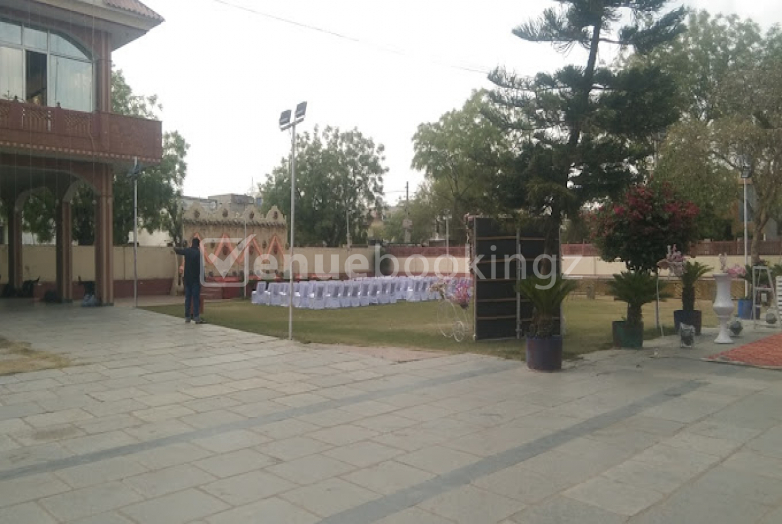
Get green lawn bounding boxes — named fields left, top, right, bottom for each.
left=145, top=296, right=717, bottom=360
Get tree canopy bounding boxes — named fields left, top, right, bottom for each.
left=260, top=126, right=387, bottom=247
left=411, top=91, right=512, bottom=243
left=644, top=12, right=782, bottom=259
left=487, top=0, right=685, bottom=250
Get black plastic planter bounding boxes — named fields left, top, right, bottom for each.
left=525, top=336, right=563, bottom=372
left=612, top=320, right=644, bottom=349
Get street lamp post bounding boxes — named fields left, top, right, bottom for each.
left=741, top=159, right=753, bottom=297
left=279, top=102, right=307, bottom=341
left=127, top=157, right=143, bottom=308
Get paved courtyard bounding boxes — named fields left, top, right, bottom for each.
left=1, top=304, right=782, bottom=523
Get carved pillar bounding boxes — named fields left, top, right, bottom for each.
left=94, top=167, right=114, bottom=305
left=7, top=203, right=23, bottom=289
left=55, top=199, right=73, bottom=302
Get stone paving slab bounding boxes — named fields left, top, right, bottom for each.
left=0, top=305, right=781, bottom=523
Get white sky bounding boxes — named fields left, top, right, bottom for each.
left=112, top=0, right=782, bottom=206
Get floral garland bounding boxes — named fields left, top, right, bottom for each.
left=429, top=278, right=472, bottom=307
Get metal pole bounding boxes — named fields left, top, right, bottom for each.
left=289, top=122, right=296, bottom=341
left=346, top=208, right=351, bottom=250
left=243, top=216, right=247, bottom=299
left=133, top=177, right=138, bottom=308
left=446, top=218, right=449, bottom=257
left=446, top=217, right=450, bottom=275
left=744, top=177, right=749, bottom=297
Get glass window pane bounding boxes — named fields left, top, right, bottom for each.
left=0, top=46, right=24, bottom=100
left=50, top=33, right=88, bottom=59
left=50, top=56, right=93, bottom=111
left=0, top=19, right=22, bottom=44
left=23, top=26, right=47, bottom=50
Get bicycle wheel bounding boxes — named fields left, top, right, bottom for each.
left=453, top=320, right=466, bottom=342
left=437, top=300, right=454, bottom=338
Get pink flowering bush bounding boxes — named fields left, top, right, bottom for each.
left=591, top=184, right=700, bottom=272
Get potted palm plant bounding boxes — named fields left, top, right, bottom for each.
left=608, top=271, right=671, bottom=349
left=516, top=276, right=577, bottom=371
left=674, top=261, right=711, bottom=335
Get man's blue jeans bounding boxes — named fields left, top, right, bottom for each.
left=185, top=282, right=201, bottom=320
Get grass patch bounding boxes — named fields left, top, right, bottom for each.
left=0, top=336, right=71, bottom=376
left=145, top=296, right=717, bottom=360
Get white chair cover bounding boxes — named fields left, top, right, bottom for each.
left=251, top=281, right=267, bottom=305
left=378, top=282, right=391, bottom=305
left=269, top=282, right=283, bottom=306
left=349, top=282, right=361, bottom=307
left=367, top=282, right=380, bottom=305
left=294, top=282, right=312, bottom=308
left=340, top=283, right=352, bottom=308
left=359, top=282, right=371, bottom=307
left=325, top=282, right=341, bottom=309
left=311, top=282, right=326, bottom=310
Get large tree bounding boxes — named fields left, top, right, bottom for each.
left=487, top=0, right=685, bottom=252
left=260, top=126, right=386, bottom=247
left=22, top=70, right=188, bottom=245
left=645, top=13, right=782, bottom=260
left=411, top=91, right=512, bottom=243
left=383, top=183, right=443, bottom=244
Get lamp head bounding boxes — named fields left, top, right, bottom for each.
left=279, top=110, right=291, bottom=129
left=295, top=101, right=307, bottom=121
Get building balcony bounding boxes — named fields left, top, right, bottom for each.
left=0, top=99, right=162, bottom=166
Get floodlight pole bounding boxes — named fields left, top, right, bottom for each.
left=289, top=122, right=296, bottom=341
left=280, top=103, right=306, bottom=341
left=134, top=177, right=138, bottom=308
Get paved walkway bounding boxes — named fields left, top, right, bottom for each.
left=1, top=304, right=781, bottom=523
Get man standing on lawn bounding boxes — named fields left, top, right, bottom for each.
left=174, top=238, right=205, bottom=324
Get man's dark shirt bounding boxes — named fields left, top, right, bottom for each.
left=175, top=247, right=203, bottom=285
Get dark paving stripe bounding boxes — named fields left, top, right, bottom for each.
left=0, top=361, right=518, bottom=481
left=318, top=379, right=706, bottom=524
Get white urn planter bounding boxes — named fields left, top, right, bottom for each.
left=713, top=273, right=734, bottom=344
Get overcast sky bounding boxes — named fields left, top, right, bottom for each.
left=113, top=0, right=782, bottom=206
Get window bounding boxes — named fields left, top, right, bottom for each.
left=0, top=46, right=23, bottom=100
left=50, top=55, right=92, bottom=112
left=26, top=51, right=47, bottom=105
left=0, top=18, right=93, bottom=111
left=0, top=20, right=21, bottom=44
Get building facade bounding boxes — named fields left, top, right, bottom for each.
left=0, top=0, right=163, bottom=304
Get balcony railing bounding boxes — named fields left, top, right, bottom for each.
left=0, top=99, right=162, bottom=165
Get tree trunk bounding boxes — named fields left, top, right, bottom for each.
left=752, top=209, right=770, bottom=264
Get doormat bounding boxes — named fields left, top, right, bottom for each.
left=703, top=333, right=782, bottom=370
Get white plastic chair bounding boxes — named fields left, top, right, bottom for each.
left=251, top=281, right=267, bottom=305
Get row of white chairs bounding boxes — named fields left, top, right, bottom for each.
left=250, top=277, right=469, bottom=310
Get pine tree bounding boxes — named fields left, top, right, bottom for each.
left=488, top=0, right=685, bottom=250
